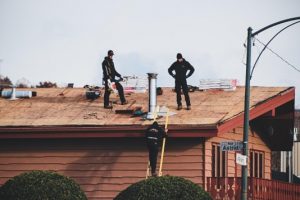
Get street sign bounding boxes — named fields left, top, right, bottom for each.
left=236, top=153, right=247, bottom=166
left=221, top=141, right=243, bottom=151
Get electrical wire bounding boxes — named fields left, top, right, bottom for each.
left=254, top=37, right=300, bottom=73
left=250, top=20, right=300, bottom=78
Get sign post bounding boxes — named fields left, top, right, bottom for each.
left=236, top=153, right=247, bottom=166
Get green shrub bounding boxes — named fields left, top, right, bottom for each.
left=114, top=175, right=212, bottom=200
left=0, top=170, right=87, bottom=200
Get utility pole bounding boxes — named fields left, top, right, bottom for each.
left=241, top=27, right=252, bottom=200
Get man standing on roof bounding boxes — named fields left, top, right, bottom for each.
left=168, top=53, right=195, bottom=110
left=145, top=121, right=167, bottom=177
left=102, top=50, right=128, bottom=109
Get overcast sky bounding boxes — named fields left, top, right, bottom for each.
left=0, top=0, right=299, bottom=107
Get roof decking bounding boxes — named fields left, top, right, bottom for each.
left=0, top=86, right=295, bottom=138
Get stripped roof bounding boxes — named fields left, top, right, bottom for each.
left=0, top=86, right=295, bottom=138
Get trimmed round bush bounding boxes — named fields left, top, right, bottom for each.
left=114, top=175, right=212, bottom=200
left=0, top=170, right=87, bottom=200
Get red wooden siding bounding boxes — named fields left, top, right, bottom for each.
left=0, top=138, right=204, bottom=200
left=204, top=126, right=271, bottom=187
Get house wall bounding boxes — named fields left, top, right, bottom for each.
left=204, top=126, right=271, bottom=183
left=293, top=142, right=300, bottom=177
left=0, top=137, right=204, bottom=200
left=280, top=141, right=300, bottom=178
left=294, top=110, right=300, bottom=177
left=281, top=111, right=300, bottom=177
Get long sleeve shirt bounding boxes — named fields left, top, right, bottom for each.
left=168, top=59, right=195, bottom=81
left=102, top=57, right=121, bottom=81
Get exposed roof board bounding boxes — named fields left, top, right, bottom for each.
left=0, top=86, right=295, bottom=139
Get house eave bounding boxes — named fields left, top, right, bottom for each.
left=0, top=124, right=218, bottom=139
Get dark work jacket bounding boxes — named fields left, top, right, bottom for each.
left=102, top=57, right=121, bottom=81
left=145, top=123, right=167, bottom=144
left=168, top=59, right=195, bottom=81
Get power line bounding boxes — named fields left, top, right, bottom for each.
left=254, top=37, right=300, bottom=73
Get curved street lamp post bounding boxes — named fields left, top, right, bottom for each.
left=242, top=17, right=300, bottom=200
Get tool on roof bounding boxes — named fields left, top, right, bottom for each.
left=85, top=85, right=101, bottom=100
left=122, top=75, right=147, bottom=94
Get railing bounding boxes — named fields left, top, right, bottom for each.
left=207, top=177, right=300, bottom=200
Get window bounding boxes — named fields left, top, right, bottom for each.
left=212, top=143, right=228, bottom=177
left=250, top=150, right=264, bottom=178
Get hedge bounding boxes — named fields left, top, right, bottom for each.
left=114, top=175, right=212, bottom=200
left=0, top=170, right=87, bottom=200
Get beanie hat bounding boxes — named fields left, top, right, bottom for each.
left=108, top=50, right=114, bottom=56
left=177, top=53, right=183, bottom=59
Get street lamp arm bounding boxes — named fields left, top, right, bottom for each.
left=252, top=17, right=300, bottom=36
left=250, top=20, right=300, bottom=79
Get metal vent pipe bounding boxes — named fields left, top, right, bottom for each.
left=10, top=86, right=17, bottom=100
left=1, top=89, right=36, bottom=98
left=147, top=73, right=158, bottom=119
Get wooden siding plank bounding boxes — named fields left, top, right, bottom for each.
left=0, top=138, right=204, bottom=200
left=0, top=155, right=203, bottom=164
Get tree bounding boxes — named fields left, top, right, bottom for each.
left=16, top=78, right=31, bottom=88
left=36, top=81, right=57, bottom=88
left=0, top=75, right=12, bottom=87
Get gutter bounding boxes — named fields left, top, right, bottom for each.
left=0, top=124, right=218, bottom=139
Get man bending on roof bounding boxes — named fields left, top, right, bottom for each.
left=102, top=50, right=128, bottom=109
left=145, top=121, right=167, bottom=177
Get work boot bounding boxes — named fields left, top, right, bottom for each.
left=187, top=105, right=191, bottom=110
left=177, top=105, right=182, bottom=110
left=121, top=100, right=128, bottom=105
left=152, top=172, right=157, bottom=177
left=104, top=105, right=113, bottom=109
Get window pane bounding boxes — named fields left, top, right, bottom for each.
left=222, top=151, right=226, bottom=177
left=217, top=146, right=220, bottom=177
left=259, top=153, right=263, bottom=178
left=255, top=152, right=258, bottom=177
left=250, top=152, right=253, bottom=177
left=212, top=145, right=216, bottom=177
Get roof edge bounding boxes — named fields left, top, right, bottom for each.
left=0, top=124, right=218, bottom=139
left=217, top=87, right=295, bottom=134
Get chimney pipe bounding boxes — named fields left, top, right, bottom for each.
left=146, top=73, right=158, bottom=119
left=10, top=86, right=17, bottom=100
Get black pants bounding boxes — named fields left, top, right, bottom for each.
left=175, top=79, right=191, bottom=106
left=104, top=80, right=126, bottom=106
left=147, top=140, right=159, bottom=174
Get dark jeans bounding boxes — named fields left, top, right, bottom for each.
left=175, top=79, right=191, bottom=106
left=147, top=140, right=159, bottom=174
left=104, top=80, right=126, bottom=106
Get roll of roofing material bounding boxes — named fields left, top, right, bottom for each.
left=1, top=90, right=34, bottom=98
